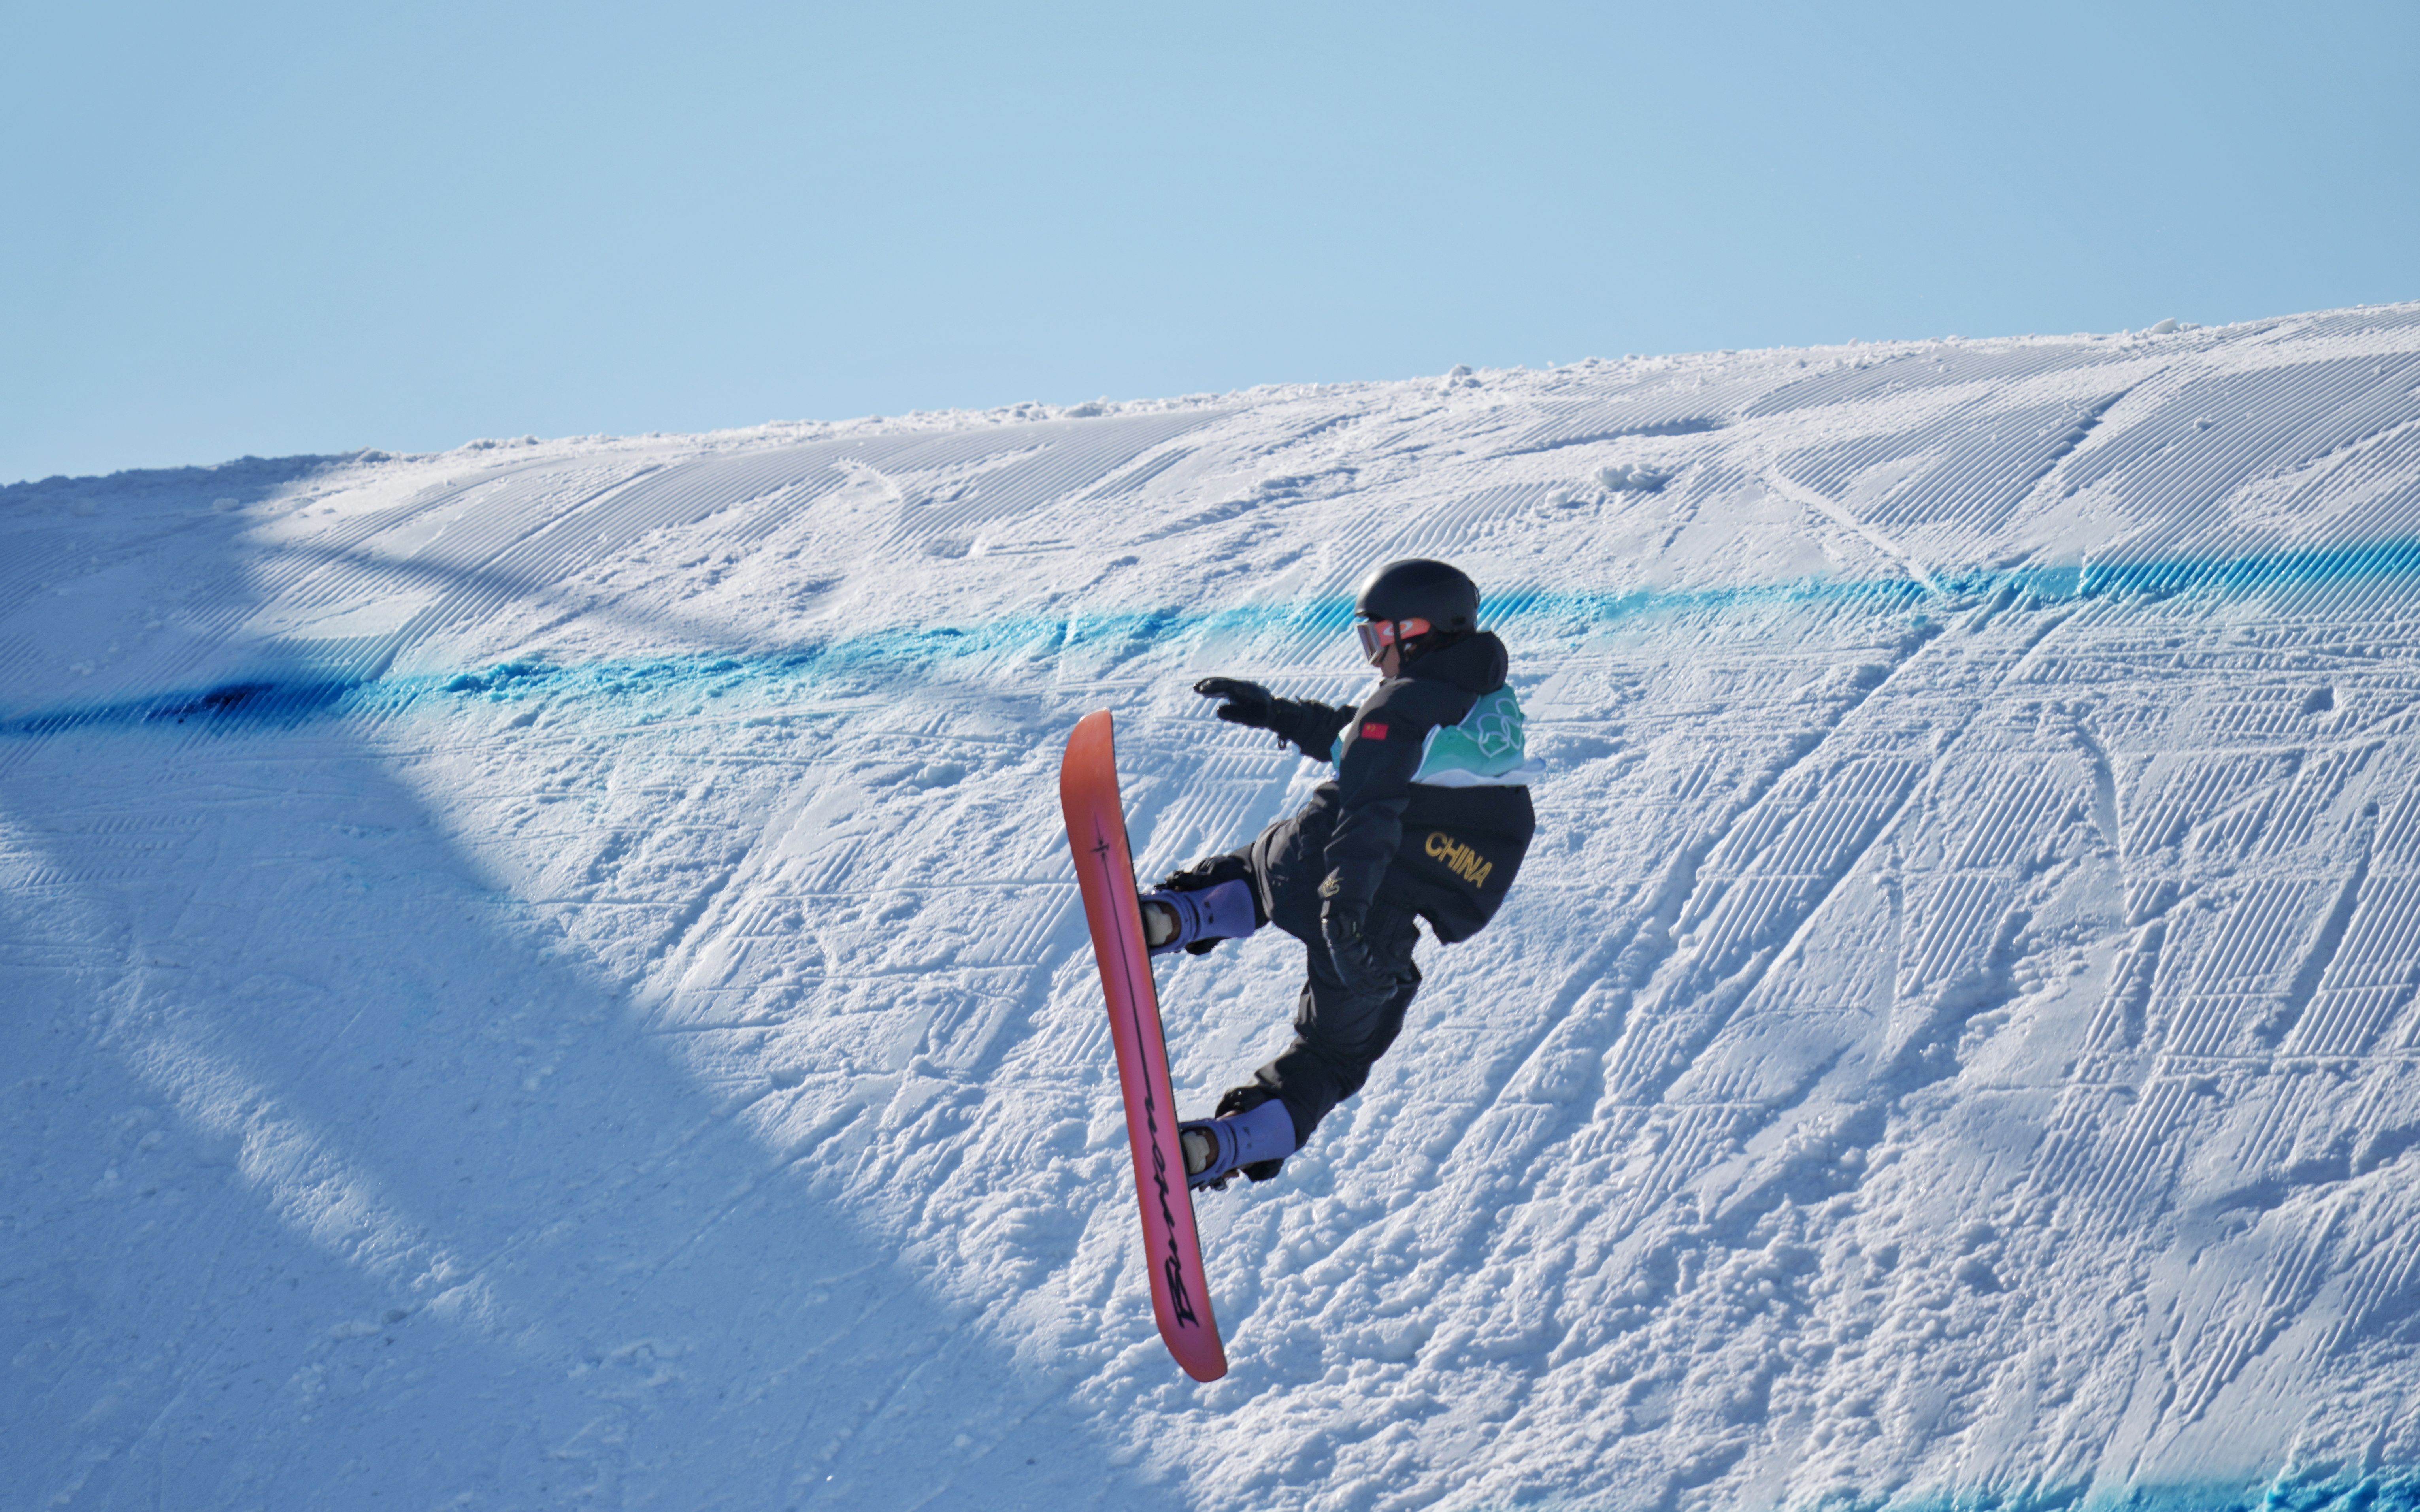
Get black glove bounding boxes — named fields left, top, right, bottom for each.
left=1320, top=900, right=1384, bottom=995
left=1195, top=677, right=1276, bottom=731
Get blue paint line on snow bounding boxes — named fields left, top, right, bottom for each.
left=2, top=678, right=363, bottom=736
left=1463, top=1470, right=2420, bottom=1512
left=1852, top=1471, right=2420, bottom=1512
left=1481, top=1471, right=2420, bottom=1512
left=8, top=536, right=2420, bottom=739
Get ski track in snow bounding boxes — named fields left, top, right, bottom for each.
left=11, top=309, right=2420, bottom=1510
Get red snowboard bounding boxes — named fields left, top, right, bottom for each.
left=1059, top=709, right=1228, bottom=1382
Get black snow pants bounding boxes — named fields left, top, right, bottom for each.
left=1183, top=829, right=1426, bottom=1150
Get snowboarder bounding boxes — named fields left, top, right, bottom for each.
left=1137, top=558, right=1539, bottom=1190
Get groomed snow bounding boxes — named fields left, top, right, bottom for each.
left=9, top=304, right=2420, bottom=1511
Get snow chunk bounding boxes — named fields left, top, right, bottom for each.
left=1598, top=462, right=1671, bottom=492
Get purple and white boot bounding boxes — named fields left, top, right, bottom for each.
left=1179, top=1099, right=1298, bottom=1190
left=1138, top=878, right=1259, bottom=957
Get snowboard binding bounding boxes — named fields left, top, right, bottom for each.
left=1139, top=877, right=1259, bottom=958
left=1179, top=1095, right=1298, bottom=1191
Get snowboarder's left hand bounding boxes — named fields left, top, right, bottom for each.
left=1194, top=677, right=1276, bottom=730
left=1320, top=901, right=1383, bottom=994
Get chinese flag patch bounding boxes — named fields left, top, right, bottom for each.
left=1361, top=722, right=1390, bottom=741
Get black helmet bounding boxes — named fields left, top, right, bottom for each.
left=1354, top=558, right=1479, bottom=635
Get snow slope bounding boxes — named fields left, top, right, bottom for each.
left=9, top=305, right=2420, bottom=1512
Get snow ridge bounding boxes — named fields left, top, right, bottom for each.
left=8, top=305, right=2420, bottom=1510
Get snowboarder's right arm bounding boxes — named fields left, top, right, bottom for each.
left=1193, top=677, right=1353, bottom=762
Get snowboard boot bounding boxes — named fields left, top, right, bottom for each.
left=1214, top=1085, right=1297, bottom=1183
left=1179, top=1097, right=1298, bottom=1191
left=1138, top=878, right=1259, bottom=958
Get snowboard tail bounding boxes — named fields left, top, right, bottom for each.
left=1059, top=710, right=1228, bottom=1382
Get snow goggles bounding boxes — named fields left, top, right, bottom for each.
left=1355, top=616, right=1430, bottom=666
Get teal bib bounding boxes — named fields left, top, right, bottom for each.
left=1332, top=685, right=1536, bottom=787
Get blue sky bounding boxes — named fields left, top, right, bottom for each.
left=5, top=0, right=2415, bottom=485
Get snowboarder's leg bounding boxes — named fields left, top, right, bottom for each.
left=1239, top=899, right=1423, bottom=1163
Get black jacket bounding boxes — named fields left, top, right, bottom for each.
left=1252, top=632, right=1535, bottom=944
